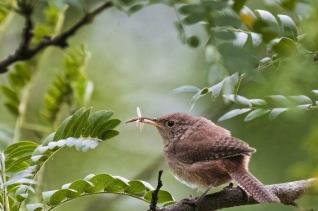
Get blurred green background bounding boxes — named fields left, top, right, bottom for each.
left=0, top=0, right=318, bottom=210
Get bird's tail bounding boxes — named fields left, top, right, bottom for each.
left=227, top=168, right=280, bottom=203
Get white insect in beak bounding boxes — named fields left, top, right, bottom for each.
left=136, top=106, right=144, bottom=132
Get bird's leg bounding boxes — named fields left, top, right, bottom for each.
left=198, top=185, right=213, bottom=201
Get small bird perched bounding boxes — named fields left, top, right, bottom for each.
left=126, top=112, right=280, bottom=203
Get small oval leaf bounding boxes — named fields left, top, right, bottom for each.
left=218, top=108, right=251, bottom=122
left=244, top=109, right=270, bottom=121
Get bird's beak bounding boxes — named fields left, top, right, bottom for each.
left=125, top=117, right=159, bottom=127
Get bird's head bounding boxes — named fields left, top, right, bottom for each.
left=126, top=113, right=199, bottom=144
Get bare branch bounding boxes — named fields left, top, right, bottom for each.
left=150, top=170, right=164, bottom=211
left=159, top=179, right=316, bottom=211
left=0, top=1, right=113, bottom=73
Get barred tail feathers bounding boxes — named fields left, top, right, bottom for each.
left=228, top=169, right=280, bottom=203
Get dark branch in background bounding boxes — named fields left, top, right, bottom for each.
left=0, top=1, right=113, bottom=73
left=150, top=170, right=164, bottom=211
left=159, top=178, right=316, bottom=211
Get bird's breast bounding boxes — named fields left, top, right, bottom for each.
left=163, top=148, right=231, bottom=189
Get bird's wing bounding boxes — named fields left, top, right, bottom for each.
left=174, top=135, right=256, bottom=164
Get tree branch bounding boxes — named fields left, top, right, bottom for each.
left=0, top=1, right=113, bottom=74
left=150, top=170, right=164, bottom=211
left=159, top=178, right=316, bottom=211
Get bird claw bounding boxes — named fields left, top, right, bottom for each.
left=181, top=198, right=199, bottom=210
left=223, top=182, right=234, bottom=191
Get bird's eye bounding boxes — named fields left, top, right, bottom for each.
left=165, top=120, right=175, bottom=128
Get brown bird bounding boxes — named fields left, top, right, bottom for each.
left=126, top=113, right=280, bottom=203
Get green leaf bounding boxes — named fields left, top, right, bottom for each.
left=209, top=81, right=224, bottom=98
left=253, top=9, right=279, bottom=41
left=125, top=180, right=153, bottom=197
left=223, top=95, right=252, bottom=107
left=244, top=109, right=270, bottom=121
left=84, top=173, right=114, bottom=192
left=26, top=203, right=43, bottom=211
left=277, top=14, right=297, bottom=39
left=43, top=189, right=78, bottom=206
left=296, top=104, right=312, bottom=110
left=5, top=141, right=38, bottom=173
left=218, top=108, right=251, bottom=121
left=289, top=95, right=312, bottom=105
left=249, top=99, right=267, bottom=106
left=269, top=108, right=288, bottom=120
left=312, top=90, right=318, bottom=96
left=105, top=176, right=129, bottom=192
left=173, top=85, right=200, bottom=94
left=255, top=10, right=278, bottom=26
left=32, top=3, right=68, bottom=44
left=271, top=37, right=297, bottom=57
left=1, top=87, right=18, bottom=105
left=268, top=95, right=290, bottom=106
left=62, top=180, right=93, bottom=194
left=15, top=185, right=34, bottom=202
left=144, top=190, right=174, bottom=203
left=41, top=46, right=92, bottom=124
left=235, top=95, right=252, bottom=107
left=35, top=173, right=173, bottom=209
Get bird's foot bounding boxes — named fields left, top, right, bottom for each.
left=223, top=182, right=234, bottom=191
left=181, top=197, right=200, bottom=211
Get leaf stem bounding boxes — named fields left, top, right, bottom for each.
left=0, top=153, right=10, bottom=211
left=235, top=73, right=245, bottom=95
left=13, top=83, right=32, bottom=142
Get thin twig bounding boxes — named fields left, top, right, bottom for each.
left=150, top=170, right=164, bottom=211
left=0, top=1, right=113, bottom=73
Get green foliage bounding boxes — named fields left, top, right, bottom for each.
left=0, top=62, right=33, bottom=116
left=174, top=73, right=240, bottom=110
left=32, top=2, right=67, bottom=45
left=27, top=174, right=173, bottom=210
left=218, top=92, right=318, bottom=122
left=0, top=107, right=175, bottom=211
left=5, top=141, right=38, bottom=173
left=0, top=108, right=121, bottom=210
left=0, top=2, right=67, bottom=119
left=41, top=46, right=93, bottom=126
left=170, top=0, right=318, bottom=124
left=52, top=107, right=120, bottom=141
